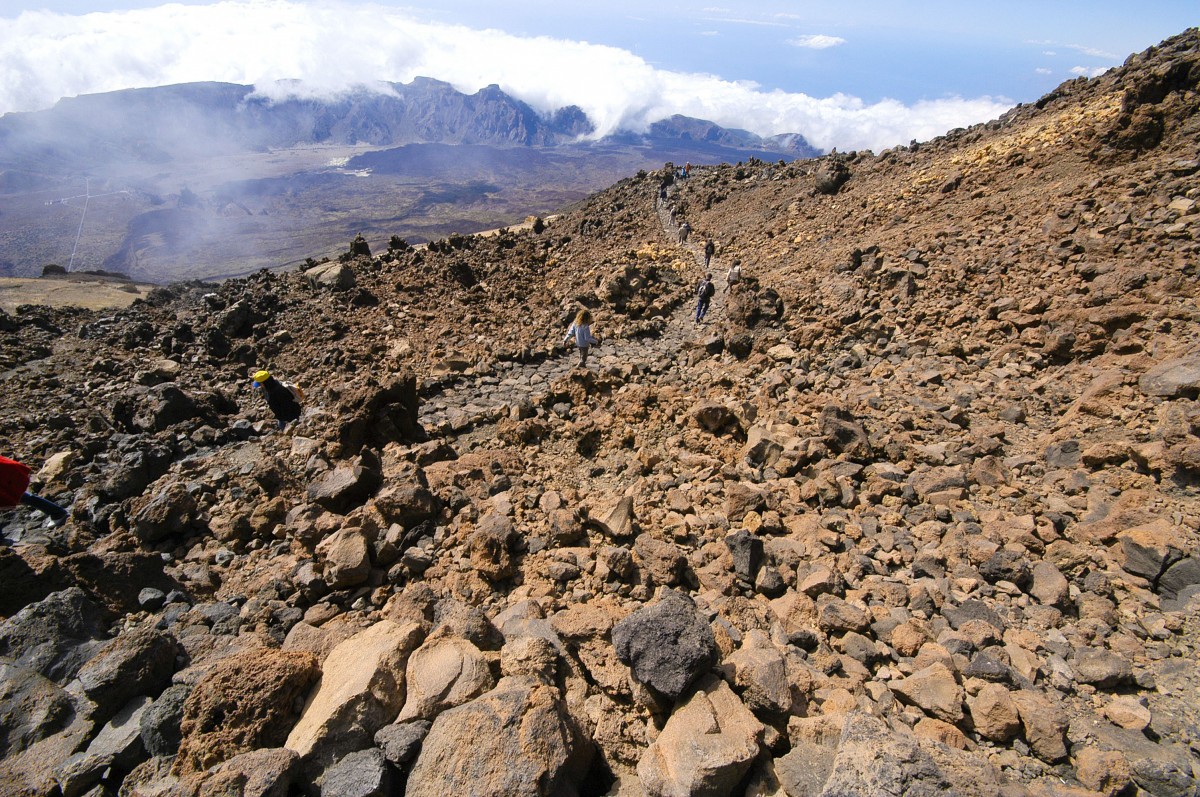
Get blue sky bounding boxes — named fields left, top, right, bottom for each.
left=0, top=1, right=1195, bottom=150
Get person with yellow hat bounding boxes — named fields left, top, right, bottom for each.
left=251, top=369, right=303, bottom=429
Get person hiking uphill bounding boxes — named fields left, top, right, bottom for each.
left=725, top=259, right=742, bottom=292
left=0, top=455, right=69, bottom=523
left=253, top=370, right=303, bottom=429
left=704, top=238, right=716, bottom=268
left=564, top=309, right=601, bottom=367
left=695, top=274, right=715, bottom=323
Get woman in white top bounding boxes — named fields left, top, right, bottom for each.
left=564, top=309, right=601, bottom=366
left=725, top=259, right=743, bottom=292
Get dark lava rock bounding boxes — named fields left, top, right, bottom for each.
left=612, top=589, right=717, bottom=700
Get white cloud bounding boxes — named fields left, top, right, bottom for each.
left=0, top=0, right=1011, bottom=152
left=788, top=33, right=846, bottom=50
left=1031, top=41, right=1118, bottom=61
left=1069, top=65, right=1109, bottom=78
left=1064, top=43, right=1118, bottom=60
left=1035, top=67, right=1052, bottom=75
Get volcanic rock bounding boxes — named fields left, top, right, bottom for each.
left=284, top=620, right=423, bottom=769
left=2, top=28, right=1200, bottom=797
left=612, top=589, right=717, bottom=701
left=176, top=648, right=320, bottom=774
left=404, top=676, right=591, bottom=797
left=637, top=674, right=763, bottom=797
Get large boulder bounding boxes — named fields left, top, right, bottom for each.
left=176, top=648, right=320, bottom=774
left=314, top=528, right=372, bottom=589
left=726, top=281, right=783, bottom=328
left=0, top=715, right=94, bottom=797
left=184, top=747, right=301, bottom=797
left=967, top=683, right=1020, bottom=742
left=319, top=747, right=391, bottom=797
left=814, top=158, right=851, bottom=194
left=285, top=620, right=424, bottom=769
left=306, top=261, right=357, bottom=291
left=720, top=632, right=800, bottom=717
left=1138, top=355, right=1200, bottom=398
left=397, top=637, right=494, bottom=722
left=373, top=481, right=440, bottom=529
left=1115, top=522, right=1188, bottom=585
left=0, top=587, right=107, bottom=683
left=139, top=683, right=192, bottom=757
left=468, top=513, right=519, bottom=582
left=54, top=695, right=150, bottom=797
left=335, top=376, right=423, bottom=455
left=612, top=589, right=717, bottom=701
left=110, top=384, right=216, bottom=433
left=59, top=551, right=185, bottom=619
left=405, top=676, right=591, bottom=797
left=819, top=404, right=872, bottom=459
left=59, top=550, right=184, bottom=618
left=132, top=483, right=200, bottom=544
left=216, top=298, right=266, bottom=336
left=1011, top=690, right=1069, bottom=763
left=307, top=452, right=383, bottom=514
left=374, top=720, right=430, bottom=767
left=637, top=675, right=763, bottom=797
left=889, top=662, right=964, bottom=724
left=633, top=535, right=688, bottom=588
left=0, top=661, right=74, bottom=757
left=75, top=627, right=180, bottom=724
left=817, top=712, right=955, bottom=796
left=0, top=546, right=62, bottom=617
left=1073, top=649, right=1133, bottom=690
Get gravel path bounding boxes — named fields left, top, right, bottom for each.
left=418, top=184, right=727, bottom=435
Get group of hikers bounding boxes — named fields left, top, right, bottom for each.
left=561, top=162, right=746, bottom=365
left=5, top=160, right=742, bottom=525
left=693, top=259, right=742, bottom=323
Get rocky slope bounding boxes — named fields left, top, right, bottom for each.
left=1, top=27, right=1199, bottom=797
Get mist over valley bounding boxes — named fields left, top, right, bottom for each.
left=0, top=80, right=818, bottom=282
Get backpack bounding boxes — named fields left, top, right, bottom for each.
left=701, top=281, right=715, bottom=299
left=0, top=456, right=32, bottom=507
left=283, top=382, right=305, bottom=404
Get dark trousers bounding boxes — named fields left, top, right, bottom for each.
left=21, top=492, right=68, bottom=519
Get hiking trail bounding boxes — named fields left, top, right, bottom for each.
left=418, top=181, right=727, bottom=435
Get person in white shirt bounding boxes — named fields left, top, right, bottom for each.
left=564, top=309, right=601, bottom=366
left=725, top=259, right=743, bottom=292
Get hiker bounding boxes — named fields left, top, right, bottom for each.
left=563, top=309, right=601, bottom=367
left=0, top=455, right=69, bottom=523
left=252, top=369, right=304, bottom=429
left=695, top=273, right=715, bottom=322
left=684, top=162, right=692, bottom=178
left=678, top=221, right=691, bottom=244
left=704, top=238, right=716, bottom=268
left=725, top=259, right=742, bottom=292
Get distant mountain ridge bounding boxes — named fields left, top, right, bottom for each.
left=0, top=79, right=820, bottom=281
left=0, top=79, right=819, bottom=173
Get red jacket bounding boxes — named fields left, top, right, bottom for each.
left=0, top=456, right=32, bottom=507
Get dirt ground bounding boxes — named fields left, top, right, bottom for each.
left=0, top=276, right=157, bottom=313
